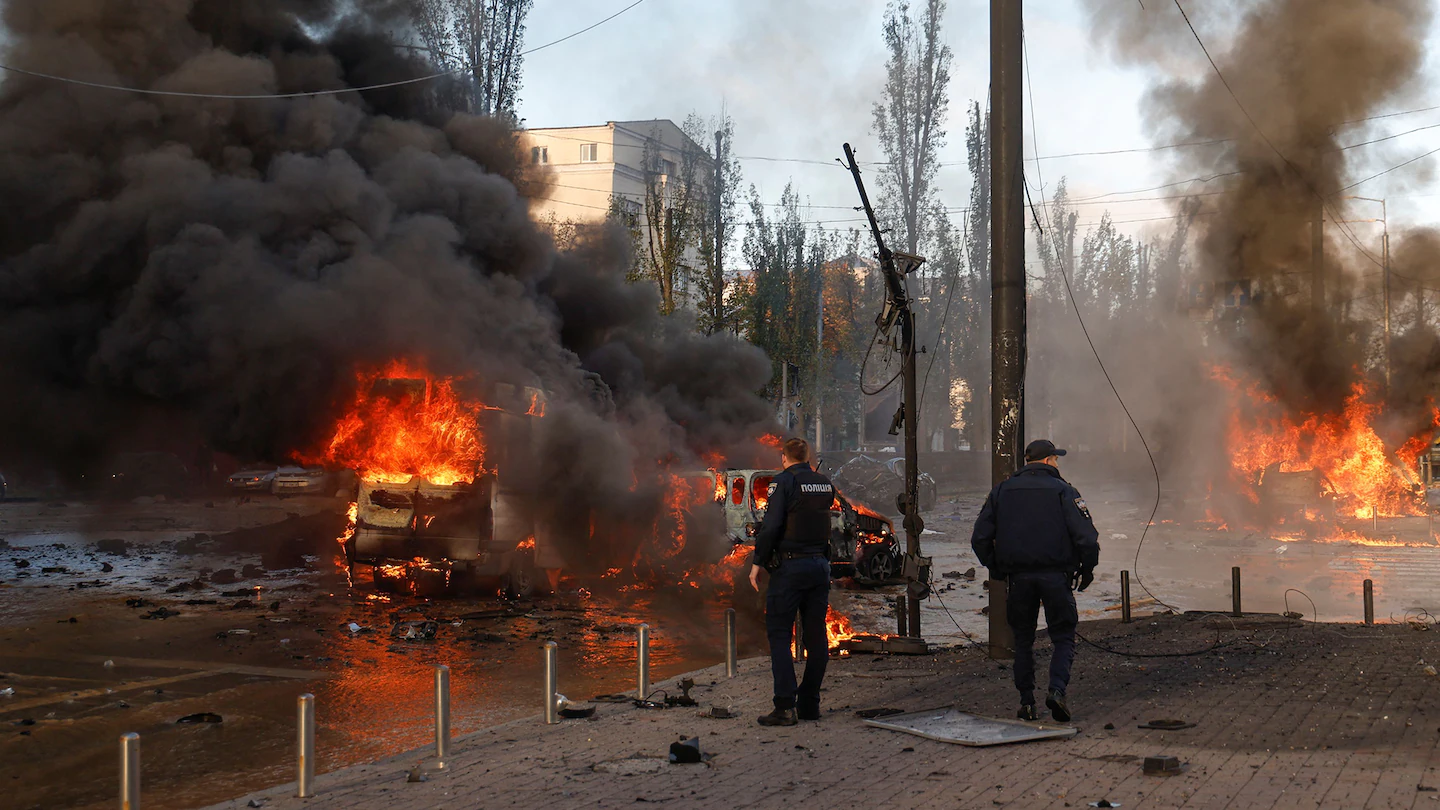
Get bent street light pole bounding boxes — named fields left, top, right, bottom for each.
left=989, top=0, right=1024, bottom=660
left=843, top=142, right=929, bottom=638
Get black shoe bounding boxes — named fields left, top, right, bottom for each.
left=1046, top=690, right=1071, bottom=723
left=1017, top=703, right=1039, bottom=722
left=797, top=704, right=821, bottom=721
left=757, top=708, right=798, bottom=727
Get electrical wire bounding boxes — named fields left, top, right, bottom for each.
left=1023, top=27, right=1176, bottom=615
left=0, top=0, right=649, bottom=99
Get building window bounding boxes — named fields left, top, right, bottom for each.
left=580, top=143, right=598, bottom=163
left=530, top=146, right=548, bottom=165
left=661, top=159, right=676, bottom=177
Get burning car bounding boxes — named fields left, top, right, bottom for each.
left=326, top=368, right=561, bottom=599
left=713, top=468, right=902, bottom=583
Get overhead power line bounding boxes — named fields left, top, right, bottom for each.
left=0, top=0, right=649, bottom=99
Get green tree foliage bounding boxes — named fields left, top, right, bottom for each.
left=407, top=0, right=532, bottom=118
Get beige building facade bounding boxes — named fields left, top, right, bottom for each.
left=522, top=119, right=710, bottom=309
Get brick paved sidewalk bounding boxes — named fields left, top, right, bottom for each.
left=205, top=615, right=1440, bottom=810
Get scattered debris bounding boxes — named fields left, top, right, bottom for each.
left=13, top=559, right=29, bottom=569
left=559, top=706, right=596, bottom=720
left=1419, top=659, right=1438, bottom=677
left=176, top=713, right=223, bottom=724
left=1143, top=755, right=1183, bottom=776
left=1103, top=723, right=1116, bottom=730
left=42, top=566, right=68, bottom=574
left=210, top=569, right=239, bottom=585
left=664, top=679, right=699, bottom=708
left=103, top=660, right=115, bottom=668
left=1138, top=719, right=1195, bottom=730
left=226, top=629, right=251, bottom=636
left=124, top=598, right=150, bottom=609
left=246, top=800, right=266, bottom=808
left=0, top=688, right=13, bottom=697
left=241, top=564, right=266, bottom=579
left=701, top=706, right=734, bottom=719
left=1089, top=802, right=1121, bottom=808
left=165, top=579, right=205, bottom=593
left=668, top=737, right=704, bottom=764
left=141, top=607, right=181, bottom=620
left=344, top=622, right=367, bottom=634
left=390, top=620, right=439, bottom=641
left=855, top=707, right=905, bottom=719
left=406, top=763, right=428, bottom=783
left=100, top=562, right=114, bottom=573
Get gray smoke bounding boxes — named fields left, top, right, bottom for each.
left=0, top=0, right=775, bottom=565
left=1072, top=0, right=1440, bottom=483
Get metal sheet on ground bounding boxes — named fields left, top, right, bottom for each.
left=862, top=706, right=1079, bottom=746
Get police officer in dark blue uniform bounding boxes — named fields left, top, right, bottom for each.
left=749, top=437, right=834, bottom=727
left=971, top=439, right=1100, bottom=722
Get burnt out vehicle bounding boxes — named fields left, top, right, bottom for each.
left=830, top=454, right=938, bottom=515
left=714, top=468, right=902, bottom=583
left=344, top=381, right=560, bottom=599
left=1256, top=464, right=1337, bottom=519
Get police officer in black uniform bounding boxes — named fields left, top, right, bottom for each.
left=971, top=439, right=1100, bottom=723
left=749, top=437, right=834, bottom=727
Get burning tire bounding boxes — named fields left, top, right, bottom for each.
left=859, top=547, right=899, bottom=582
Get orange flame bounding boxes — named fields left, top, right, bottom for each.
left=305, top=360, right=488, bottom=486
left=1215, top=368, right=1437, bottom=519
left=826, top=605, right=856, bottom=649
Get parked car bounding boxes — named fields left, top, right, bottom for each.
left=227, top=467, right=277, bottom=492
left=271, top=466, right=333, bottom=496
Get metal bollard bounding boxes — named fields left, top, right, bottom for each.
left=793, top=616, right=805, bottom=661
left=724, top=609, right=737, bottom=678
left=434, top=665, right=450, bottom=768
left=1363, top=579, right=1375, bottom=625
left=1231, top=567, right=1242, bottom=617
left=297, top=693, right=315, bottom=798
left=637, top=624, right=650, bottom=700
left=119, top=732, right=140, bottom=810
left=896, top=595, right=908, bottom=637
left=1120, top=570, right=1132, bottom=624
left=543, top=641, right=559, bottom=724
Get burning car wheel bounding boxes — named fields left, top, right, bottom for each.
left=861, top=549, right=898, bottom=582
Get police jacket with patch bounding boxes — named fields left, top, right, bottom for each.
left=752, top=463, right=834, bottom=567
left=970, top=462, right=1100, bottom=578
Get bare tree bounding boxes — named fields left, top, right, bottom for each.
left=639, top=125, right=708, bottom=315
left=408, top=0, right=532, bottom=118
left=684, top=113, right=744, bottom=335
left=872, top=0, right=952, bottom=255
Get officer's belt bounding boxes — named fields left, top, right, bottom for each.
left=779, top=551, right=826, bottom=561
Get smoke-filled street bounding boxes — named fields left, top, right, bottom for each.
left=7, top=0, right=1440, bottom=808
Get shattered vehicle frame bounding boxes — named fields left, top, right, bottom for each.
left=713, top=468, right=903, bottom=583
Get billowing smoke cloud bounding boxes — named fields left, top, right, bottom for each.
left=0, top=1, right=775, bottom=563
left=1072, top=0, right=1438, bottom=463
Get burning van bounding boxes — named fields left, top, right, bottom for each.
left=323, top=367, right=561, bottom=598
left=713, top=468, right=902, bottom=583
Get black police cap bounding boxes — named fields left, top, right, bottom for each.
left=1024, top=439, right=1068, bottom=462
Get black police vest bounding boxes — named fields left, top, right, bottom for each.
left=781, top=468, right=834, bottom=554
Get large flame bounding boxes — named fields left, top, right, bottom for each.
left=1215, top=368, right=1436, bottom=519
left=826, top=605, right=856, bottom=649
left=306, top=360, right=489, bottom=485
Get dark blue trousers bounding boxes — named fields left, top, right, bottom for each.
left=764, top=556, right=830, bottom=710
left=1006, top=570, right=1078, bottom=703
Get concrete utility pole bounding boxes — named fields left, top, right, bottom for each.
left=988, top=0, right=1024, bottom=661
left=816, top=282, right=824, bottom=454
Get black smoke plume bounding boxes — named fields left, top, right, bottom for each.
left=0, top=1, right=776, bottom=564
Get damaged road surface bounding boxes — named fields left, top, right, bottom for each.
left=0, top=497, right=765, bottom=810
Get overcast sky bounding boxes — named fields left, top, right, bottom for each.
left=520, top=0, right=1440, bottom=251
